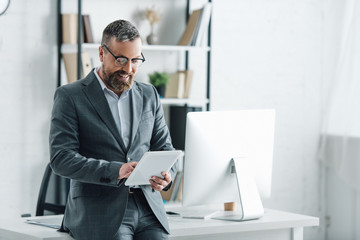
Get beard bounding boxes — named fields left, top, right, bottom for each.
left=102, top=68, right=134, bottom=92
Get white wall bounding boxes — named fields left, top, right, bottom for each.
left=0, top=1, right=57, bottom=218
left=211, top=0, right=323, bottom=239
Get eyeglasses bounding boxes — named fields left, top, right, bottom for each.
left=102, top=45, right=145, bottom=68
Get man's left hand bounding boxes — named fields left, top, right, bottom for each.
left=149, top=172, right=171, bottom=191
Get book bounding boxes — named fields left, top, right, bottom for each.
left=62, top=52, right=93, bottom=84
left=178, top=3, right=212, bottom=46
left=62, top=13, right=85, bottom=44
left=177, top=8, right=203, bottom=46
left=165, top=72, right=186, bottom=98
left=192, top=3, right=212, bottom=46
left=62, top=14, right=78, bottom=44
left=82, top=14, right=94, bottom=43
left=62, top=53, right=77, bottom=83
left=179, top=70, right=194, bottom=98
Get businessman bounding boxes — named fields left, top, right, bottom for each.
left=50, top=19, right=177, bottom=240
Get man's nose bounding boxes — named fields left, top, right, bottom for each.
left=121, top=61, right=132, bottom=73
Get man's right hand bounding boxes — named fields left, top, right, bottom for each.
left=118, top=162, right=138, bottom=180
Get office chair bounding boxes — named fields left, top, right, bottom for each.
left=36, top=163, right=69, bottom=216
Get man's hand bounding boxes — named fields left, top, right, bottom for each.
left=149, top=172, right=171, bottom=192
left=118, top=162, right=138, bottom=180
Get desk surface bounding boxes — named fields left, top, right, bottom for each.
left=168, top=208, right=319, bottom=238
left=0, top=208, right=319, bottom=240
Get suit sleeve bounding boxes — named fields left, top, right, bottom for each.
left=49, top=87, right=123, bottom=186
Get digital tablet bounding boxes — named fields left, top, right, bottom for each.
left=125, top=150, right=183, bottom=186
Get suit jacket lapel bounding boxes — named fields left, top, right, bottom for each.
left=81, top=73, right=127, bottom=153
left=129, top=82, right=143, bottom=148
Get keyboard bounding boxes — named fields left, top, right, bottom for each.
left=181, top=209, right=219, bottom=219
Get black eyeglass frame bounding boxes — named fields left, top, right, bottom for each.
left=102, top=44, right=145, bottom=67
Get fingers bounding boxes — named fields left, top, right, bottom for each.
left=149, top=179, right=165, bottom=191
left=162, top=172, right=171, bottom=183
left=118, top=162, right=138, bottom=180
left=122, top=170, right=132, bottom=179
left=149, top=172, right=171, bottom=191
left=150, top=176, right=167, bottom=186
left=128, top=162, right=138, bottom=167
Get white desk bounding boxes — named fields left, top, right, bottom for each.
left=0, top=209, right=318, bottom=240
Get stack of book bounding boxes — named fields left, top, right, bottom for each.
left=165, top=70, right=194, bottom=98
left=62, top=52, right=93, bottom=84
left=177, top=3, right=212, bottom=46
left=62, top=14, right=94, bottom=84
left=62, top=13, right=94, bottom=44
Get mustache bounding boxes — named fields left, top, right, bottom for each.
left=111, top=70, right=130, bottom=77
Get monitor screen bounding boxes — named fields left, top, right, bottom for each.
left=182, top=109, right=275, bottom=208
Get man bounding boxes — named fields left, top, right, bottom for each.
left=50, top=19, right=177, bottom=240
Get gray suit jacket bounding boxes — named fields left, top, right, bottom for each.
left=49, top=71, right=177, bottom=240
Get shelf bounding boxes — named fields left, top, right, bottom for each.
left=143, top=45, right=211, bottom=52
left=160, top=98, right=209, bottom=107
left=61, top=43, right=210, bottom=53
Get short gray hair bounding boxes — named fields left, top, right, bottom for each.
left=101, top=19, right=140, bottom=45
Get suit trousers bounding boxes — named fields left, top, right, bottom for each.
left=113, top=189, right=169, bottom=240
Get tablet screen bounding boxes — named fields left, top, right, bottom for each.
left=125, top=150, right=183, bottom=186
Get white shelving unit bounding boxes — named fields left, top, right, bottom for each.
left=57, top=0, right=211, bottom=111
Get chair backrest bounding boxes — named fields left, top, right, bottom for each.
left=36, top=163, right=69, bottom=216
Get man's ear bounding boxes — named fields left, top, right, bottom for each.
left=99, top=46, right=104, bottom=62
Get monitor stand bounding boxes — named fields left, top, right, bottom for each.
left=211, top=157, right=264, bottom=221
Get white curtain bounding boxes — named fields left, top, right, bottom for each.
left=319, top=0, right=360, bottom=191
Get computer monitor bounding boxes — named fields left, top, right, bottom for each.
left=182, top=109, right=275, bottom=220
